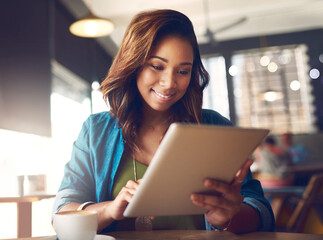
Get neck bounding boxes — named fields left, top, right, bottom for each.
left=141, top=106, right=171, bottom=131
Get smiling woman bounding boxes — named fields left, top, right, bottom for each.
left=53, top=9, right=274, bottom=234
left=100, top=9, right=209, bottom=152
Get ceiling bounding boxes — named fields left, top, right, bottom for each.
left=63, top=0, right=323, bottom=56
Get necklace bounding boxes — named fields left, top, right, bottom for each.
left=132, top=157, right=153, bottom=231
left=133, top=158, right=138, bottom=182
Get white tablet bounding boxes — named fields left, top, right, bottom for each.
left=123, top=123, right=269, bottom=217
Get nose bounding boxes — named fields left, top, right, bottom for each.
left=160, top=70, right=176, bottom=89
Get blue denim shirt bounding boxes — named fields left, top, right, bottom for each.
left=53, top=109, right=274, bottom=232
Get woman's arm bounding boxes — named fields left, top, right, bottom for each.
left=209, top=202, right=260, bottom=233
left=59, top=202, right=114, bottom=232
left=57, top=180, right=140, bottom=232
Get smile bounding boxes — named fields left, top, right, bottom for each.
left=152, top=89, right=175, bottom=99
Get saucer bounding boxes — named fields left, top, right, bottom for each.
left=95, top=234, right=116, bottom=240
left=51, top=234, right=116, bottom=240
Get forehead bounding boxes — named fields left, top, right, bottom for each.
left=150, top=35, right=194, bottom=62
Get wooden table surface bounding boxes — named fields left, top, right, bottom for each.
left=108, top=230, right=323, bottom=240
left=0, top=194, right=55, bottom=203
left=6, top=230, right=323, bottom=240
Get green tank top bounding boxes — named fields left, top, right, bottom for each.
left=112, top=154, right=205, bottom=231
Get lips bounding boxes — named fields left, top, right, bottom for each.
left=152, top=89, right=176, bottom=99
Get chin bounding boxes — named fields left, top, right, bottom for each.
left=149, top=104, right=173, bottom=113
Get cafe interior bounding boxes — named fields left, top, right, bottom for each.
left=1, top=0, right=323, bottom=239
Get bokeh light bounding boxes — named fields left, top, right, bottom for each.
left=290, top=80, right=301, bottom=91
left=229, top=65, right=238, bottom=76
left=309, top=68, right=320, bottom=79
left=268, top=62, right=278, bottom=72
left=260, top=56, right=270, bottom=66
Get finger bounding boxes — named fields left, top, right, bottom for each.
left=118, top=187, right=136, bottom=201
left=120, top=192, right=133, bottom=203
left=203, top=179, right=232, bottom=197
left=192, top=199, right=219, bottom=212
left=233, top=158, right=253, bottom=186
left=125, top=180, right=140, bottom=189
left=120, top=186, right=137, bottom=196
left=191, top=193, right=231, bottom=210
left=192, top=191, right=242, bottom=211
left=191, top=195, right=239, bottom=218
left=201, top=179, right=245, bottom=203
left=112, top=195, right=132, bottom=220
left=191, top=194, right=218, bottom=211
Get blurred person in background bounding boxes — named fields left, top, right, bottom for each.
left=257, top=136, right=294, bottom=189
left=281, top=132, right=309, bottom=164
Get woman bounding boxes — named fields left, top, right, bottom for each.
left=53, top=9, right=274, bottom=233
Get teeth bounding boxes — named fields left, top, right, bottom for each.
left=153, top=90, right=173, bottom=99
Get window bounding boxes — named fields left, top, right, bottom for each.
left=202, top=56, right=230, bottom=119
left=231, top=44, right=316, bottom=134
left=51, top=60, right=91, bottom=141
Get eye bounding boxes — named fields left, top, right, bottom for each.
left=150, top=64, right=163, bottom=71
left=177, top=69, right=191, bottom=75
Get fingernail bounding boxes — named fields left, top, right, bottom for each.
left=204, top=179, right=212, bottom=186
left=191, top=194, right=199, bottom=201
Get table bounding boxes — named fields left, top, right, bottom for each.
left=0, top=194, right=55, bottom=238
left=285, top=162, right=323, bottom=174
left=263, top=186, right=305, bottom=220
left=5, top=231, right=323, bottom=240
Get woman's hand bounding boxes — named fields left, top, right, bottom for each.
left=190, top=158, right=253, bottom=229
left=108, top=179, right=141, bottom=220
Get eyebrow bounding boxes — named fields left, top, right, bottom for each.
left=150, top=56, right=193, bottom=66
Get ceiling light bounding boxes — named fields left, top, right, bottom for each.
left=258, top=90, right=283, bottom=102
left=69, top=13, right=114, bottom=38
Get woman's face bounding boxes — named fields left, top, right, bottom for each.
left=137, top=35, right=193, bottom=114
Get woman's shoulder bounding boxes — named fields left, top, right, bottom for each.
left=201, top=109, right=232, bottom=126
left=88, top=110, right=115, bottom=121
left=85, top=111, right=119, bottom=130
left=77, top=111, right=121, bottom=144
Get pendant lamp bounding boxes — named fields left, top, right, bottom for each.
left=258, top=89, right=283, bottom=102
left=69, top=2, right=114, bottom=38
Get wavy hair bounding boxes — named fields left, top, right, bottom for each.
left=101, top=9, right=209, bottom=151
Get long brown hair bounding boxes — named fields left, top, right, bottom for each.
left=101, top=9, right=209, bottom=151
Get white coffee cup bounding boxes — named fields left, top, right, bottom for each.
left=53, top=210, right=98, bottom=240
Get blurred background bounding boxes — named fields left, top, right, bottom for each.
left=0, top=0, right=323, bottom=238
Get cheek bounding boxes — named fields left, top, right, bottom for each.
left=137, top=69, right=155, bottom=86
left=178, top=77, right=191, bottom=92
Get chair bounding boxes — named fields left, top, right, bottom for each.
left=286, top=173, right=323, bottom=233
left=263, top=186, right=305, bottom=222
